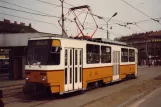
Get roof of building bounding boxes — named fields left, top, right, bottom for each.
left=148, top=31, right=161, bottom=36
left=0, top=19, right=38, bottom=33
left=115, top=30, right=161, bottom=41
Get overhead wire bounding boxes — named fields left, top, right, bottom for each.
left=1, top=0, right=151, bottom=36
left=36, top=0, right=61, bottom=7
left=133, top=24, right=147, bottom=32
left=0, top=0, right=104, bottom=30
left=36, top=0, right=69, bottom=9
left=83, top=24, right=124, bottom=37
left=0, top=5, right=61, bottom=18
left=0, top=12, right=60, bottom=29
left=37, top=0, right=129, bottom=25
left=135, top=17, right=161, bottom=24
left=0, top=0, right=61, bottom=18
left=63, top=1, right=140, bottom=34
left=63, top=1, right=128, bottom=24
left=36, top=0, right=150, bottom=36
left=37, top=0, right=144, bottom=35
left=121, top=0, right=161, bottom=26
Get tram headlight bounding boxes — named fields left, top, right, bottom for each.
left=42, top=76, right=47, bottom=81
left=25, top=75, right=30, bottom=80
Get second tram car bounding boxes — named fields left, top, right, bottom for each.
left=23, top=36, right=138, bottom=97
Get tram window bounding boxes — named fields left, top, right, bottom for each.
left=70, top=49, right=72, bottom=65
left=86, top=44, right=100, bottom=64
left=65, top=68, right=67, bottom=84
left=75, top=50, right=77, bottom=65
left=65, top=49, right=67, bottom=66
left=121, top=48, right=128, bottom=62
left=70, top=68, right=72, bottom=83
left=101, top=46, right=111, bottom=63
left=48, top=46, right=60, bottom=65
left=75, top=67, right=77, bottom=83
left=80, top=50, right=82, bottom=65
left=129, top=49, right=135, bottom=62
left=80, top=67, right=82, bottom=82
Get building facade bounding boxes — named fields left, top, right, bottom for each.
left=0, top=19, right=38, bottom=80
left=0, top=19, right=37, bottom=33
left=115, top=31, right=161, bottom=65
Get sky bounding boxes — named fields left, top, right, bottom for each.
left=0, top=0, right=161, bottom=40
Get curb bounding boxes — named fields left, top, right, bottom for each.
left=118, top=84, right=161, bottom=107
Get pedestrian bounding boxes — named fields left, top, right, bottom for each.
left=148, top=59, right=151, bottom=67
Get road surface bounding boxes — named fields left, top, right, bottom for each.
left=2, top=66, right=161, bottom=107
left=130, top=86, right=161, bottom=107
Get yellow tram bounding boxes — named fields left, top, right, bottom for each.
left=23, top=36, right=138, bottom=97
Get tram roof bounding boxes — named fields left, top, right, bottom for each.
left=0, top=32, right=128, bottom=47
left=29, top=35, right=127, bottom=46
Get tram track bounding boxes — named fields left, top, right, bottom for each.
left=1, top=84, right=23, bottom=98
left=2, top=67, right=161, bottom=107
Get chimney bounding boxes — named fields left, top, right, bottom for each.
left=14, top=21, right=17, bottom=24
left=20, top=22, right=25, bottom=26
left=4, top=19, right=10, bottom=23
left=29, top=23, right=31, bottom=27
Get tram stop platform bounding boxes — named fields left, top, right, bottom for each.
left=0, top=79, right=24, bottom=90
left=0, top=80, right=24, bottom=99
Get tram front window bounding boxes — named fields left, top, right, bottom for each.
left=27, top=40, right=51, bottom=65
left=26, top=40, right=61, bottom=65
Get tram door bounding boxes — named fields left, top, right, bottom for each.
left=113, top=51, right=120, bottom=81
left=73, top=49, right=83, bottom=90
left=64, top=48, right=83, bottom=92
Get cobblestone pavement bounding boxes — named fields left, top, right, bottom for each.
left=2, top=66, right=161, bottom=107
left=129, top=78, right=161, bottom=107
left=83, top=78, right=161, bottom=107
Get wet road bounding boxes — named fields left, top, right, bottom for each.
left=2, top=66, right=161, bottom=107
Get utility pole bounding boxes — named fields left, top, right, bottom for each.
left=107, top=24, right=109, bottom=39
left=98, top=12, right=117, bottom=39
left=106, top=12, right=117, bottom=39
left=60, top=0, right=65, bottom=37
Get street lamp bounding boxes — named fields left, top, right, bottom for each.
left=98, top=12, right=117, bottom=39
left=60, top=0, right=65, bottom=37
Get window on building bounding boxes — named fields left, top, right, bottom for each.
left=121, top=48, right=128, bottom=62
left=101, top=46, right=111, bottom=63
left=129, top=49, right=135, bottom=62
left=86, top=44, right=100, bottom=64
